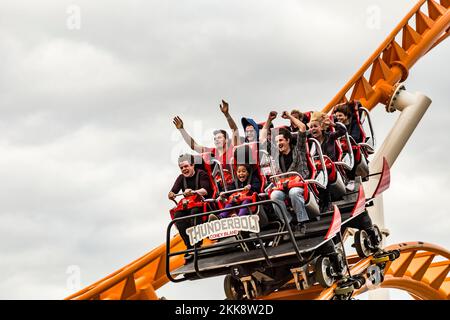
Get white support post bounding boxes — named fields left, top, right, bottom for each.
left=363, top=84, right=432, bottom=231
left=362, top=84, right=432, bottom=300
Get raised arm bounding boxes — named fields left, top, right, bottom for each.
left=220, top=100, right=240, bottom=146
left=282, top=111, right=306, bottom=132
left=260, top=111, right=277, bottom=144
left=330, top=121, right=348, bottom=141
left=173, top=116, right=208, bottom=154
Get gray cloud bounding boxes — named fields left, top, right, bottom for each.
left=0, top=0, right=448, bottom=300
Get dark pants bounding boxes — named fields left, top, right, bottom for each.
left=174, top=207, right=202, bottom=249
left=219, top=199, right=251, bottom=218
left=319, top=188, right=332, bottom=212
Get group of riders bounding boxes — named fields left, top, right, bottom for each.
left=168, top=100, right=369, bottom=260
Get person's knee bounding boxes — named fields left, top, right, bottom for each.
left=270, top=191, right=284, bottom=201
left=289, top=187, right=304, bottom=198
left=173, top=211, right=185, bottom=220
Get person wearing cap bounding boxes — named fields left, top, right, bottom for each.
left=241, top=117, right=260, bottom=144
left=216, top=100, right=264, bottom=146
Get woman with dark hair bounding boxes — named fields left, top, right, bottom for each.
left=333, top=102, right=363, bottom=143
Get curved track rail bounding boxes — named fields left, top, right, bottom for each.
left=259, top=242, right=450, bottom=300
left=323, top=0, right=449, bottom=113
left=65, top=235, right=185, bottom=300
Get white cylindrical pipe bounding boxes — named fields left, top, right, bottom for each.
left=364, top=87, right=432, bottom=203
left=367, top=195, right=385, bottom=236
left=363, top=86, right=431, bottom=301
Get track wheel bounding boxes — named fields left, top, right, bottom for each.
left=242, top=277, right=260, bottom=300
left=315, top=256, right=335, bottom=288
left=224, top=275, right=245, bottom=300
left=334, top=283, right=355, bottom=300
left=352, top=274, right=366, bottom=290
left=372, top=249, right=401, bottom=264
left=389, top=249, right=401, bottom=260
left=371, top=225, right=383, bottom=247
left=354, top=230, right=372, bottom=258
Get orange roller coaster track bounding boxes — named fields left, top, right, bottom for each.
left=260, top=242, right=450, bottom=300
left=323, top=0, right=450, bottom=113
left=66, top=0, right=450, bottom=300
left=65, top=236, right=186, bottom=300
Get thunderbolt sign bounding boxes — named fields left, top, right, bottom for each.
left=186, top=215, right=260, bottom=246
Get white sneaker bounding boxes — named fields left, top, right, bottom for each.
left=208, top=214, right=218, bottom=222
left=346, top=180, right=355, bottom=191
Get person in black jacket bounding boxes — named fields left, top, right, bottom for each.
left=168, top=155, right=213, bottom=258
left=333, top=102, right=363, bottom=144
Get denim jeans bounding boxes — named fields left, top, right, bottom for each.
left=270, top=187, right=308, bottom=224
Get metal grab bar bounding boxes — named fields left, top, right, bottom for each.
left=270, top=172, right=303, bottom=181
left=170, top=191, right=204, bottom=205
left=217, top=187, right=248, bottom=199
left=359, top=142, right=375, bottom=154
left=307, top=137, right=328, bottom=189
left=211, top=158, right=229, bottom=192
left=260, top=149, right=278, bottom=177
left=334, top=122, right=355, bottom=171
left=359, top=107, right=376, bottom=150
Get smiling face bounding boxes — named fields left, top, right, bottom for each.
left=245, top=125, right=256, bottom=142
left=236, top=165, right=250, bottom=182
left=214, top=132, right=227, bottom=149
left=179, top=160, right=195, bottom=177
left=335, top=111, right=348, bottom=124
left=308, top=121, right=323, bottom=140
left=276, top=134, right=290, bottom=155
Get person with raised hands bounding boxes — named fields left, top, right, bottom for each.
left=268, top=111, right=311, bottom=233
left=172, top=102, right=235, bottom=166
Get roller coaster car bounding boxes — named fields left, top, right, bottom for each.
left=169, top=193, right=207, bottom=221
left=166, top=158, right=391, bottom=300
left=335, top=101, right=377, bottom=179
left=307, top=129, right=349, bottom=202
left=355, top=101, right=376, bottom=154
left=166, top=184, right=380, bottom=299
left=214, top=143, right=266, bottom=217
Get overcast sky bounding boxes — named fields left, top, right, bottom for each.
left=0, top=0, right=448, bottom=300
